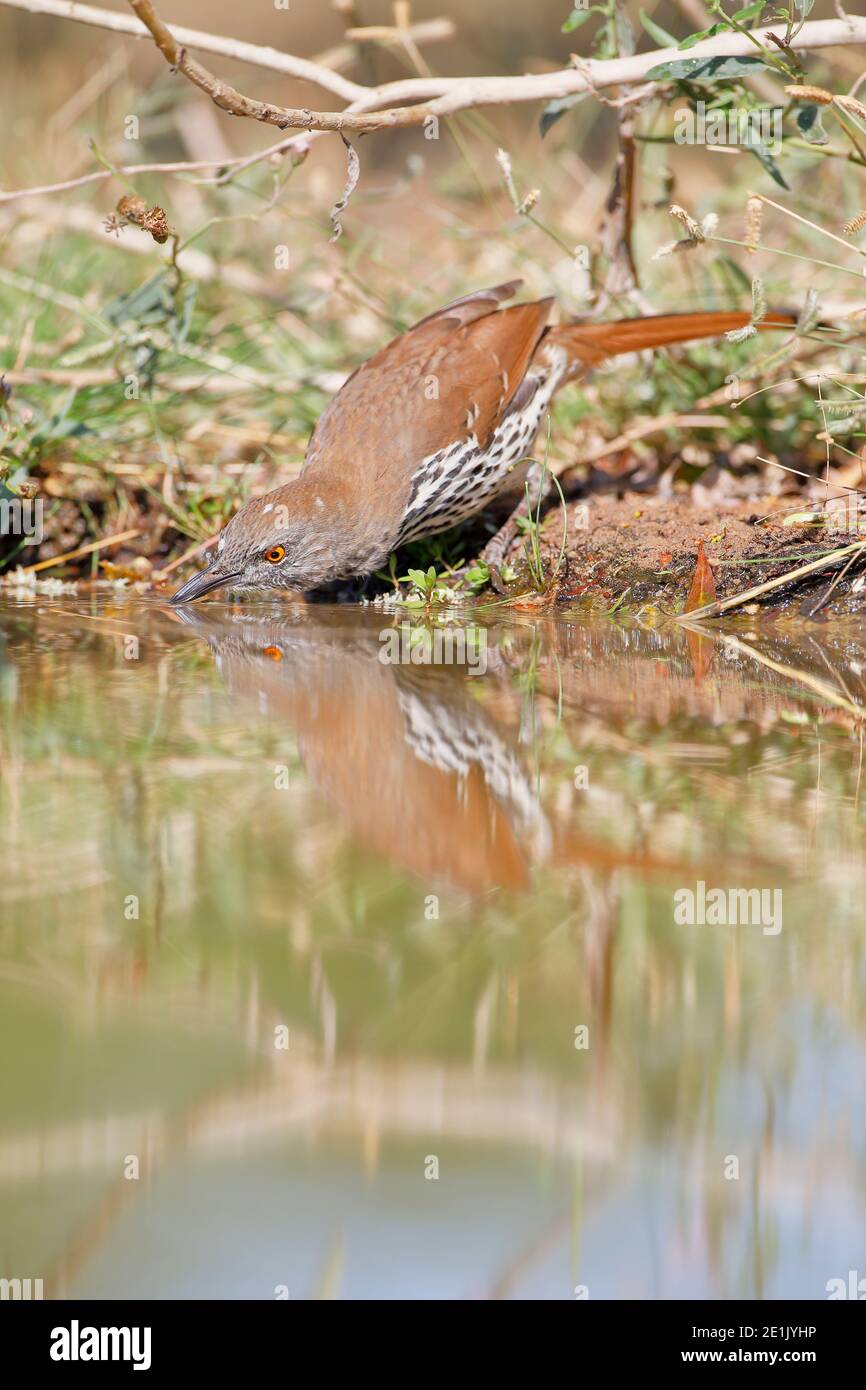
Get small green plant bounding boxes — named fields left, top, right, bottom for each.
left=399, top=565, right=455, bottom=607
left=516, top=419, right=569, bottom=592
left=464, top=559, right=491, bottom=590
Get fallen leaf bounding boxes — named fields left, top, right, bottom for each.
left=684, top=539, right=717, bottom=612
left=100, top=557, right=152, bottom=581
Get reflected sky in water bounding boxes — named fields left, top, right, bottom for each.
left=1, top=595, right=865, bottom=1299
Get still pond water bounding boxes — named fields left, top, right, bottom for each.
left=1, top=594, right=865, bottom=1299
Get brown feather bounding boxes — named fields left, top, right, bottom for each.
left=545, top=309, right=796, bottom=370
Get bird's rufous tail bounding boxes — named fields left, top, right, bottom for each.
left=547, top=309, right=796, bottom=370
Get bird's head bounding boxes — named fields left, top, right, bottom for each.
left=169, top=486, right=340, bottom=604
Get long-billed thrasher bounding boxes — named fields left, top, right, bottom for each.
left=170, top=281, right=792, bottom=603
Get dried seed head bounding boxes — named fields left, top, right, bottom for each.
left=141, top=205, right=170, bottom=244
left=835, top=94, right=866, bottom=122
left=844, top=209, right=866, bottom=236
left=652, top=240, right=678, bottom=260
left=517, top=189, right=540, bottom=215
left=668, top=204, right=704, bottom=241
left=116, top=194, right=148, bottom=223
left=796, top=287, right=821, bottom=336
left=725, top=324, right=757, bottom=343
left=652, top=239, right=699, bottom=261
left=112, top=195, right=171, bottom=244
left=751, top=276, right=766, bottom=324
left=495, top=147, right=513, bottom=181
left=745, top=195, right=763, bottom=253
left=784, top=84, right=833, bottom=105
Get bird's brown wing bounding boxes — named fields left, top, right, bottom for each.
left=301, top=282, right=553, bottom=525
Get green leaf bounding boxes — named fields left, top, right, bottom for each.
left=639, top=8, right=679, bottom=47
left=465, top=562, right=490, bottom=588
left=30, top=392, right=93, bottom=448
left=794, top=0, right=815, bottom=15
left=171, top=281, right=197, bottom=349
left=747, top=140, right=790, bottom=189
left=795, top=103, right=830, bottom=145
left=562, top=6, right=595, bottom=32
left=647, top=53, right=776, bottom=81
left=678, top=22, right=727, bottom=49
left=732, top=2, right=765, bottom=19
left=103, top=271, right=170, bottom=327
left=539, top=92, right=586, bottom=136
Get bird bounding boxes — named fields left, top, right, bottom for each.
left=169, top=282, right=794, bottom=604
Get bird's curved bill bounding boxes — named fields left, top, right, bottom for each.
left=169, top=568, right=242, bottom=605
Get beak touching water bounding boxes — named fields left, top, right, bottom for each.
left=169, top=566, right=241, bottom=605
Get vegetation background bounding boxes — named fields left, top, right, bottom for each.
left=1, top=0, right=864, bottom=591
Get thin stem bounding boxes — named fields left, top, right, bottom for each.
left=707, top=235, right=866, bottom=280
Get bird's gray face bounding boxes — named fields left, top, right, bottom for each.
left=169, top=498, right=331, bottom=604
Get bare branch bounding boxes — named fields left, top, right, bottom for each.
left=343, top=20, right=456, bottom=47
left=0, top=133, right=323, bottom=204
left=1, top=0, right=865, bottom=137
left=126, top=4, right=866, bottom=134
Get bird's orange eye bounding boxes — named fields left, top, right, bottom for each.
left=265, top=545, right=286, bottom=564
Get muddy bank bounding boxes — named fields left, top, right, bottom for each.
left=511, top=492, right=866, bottom=619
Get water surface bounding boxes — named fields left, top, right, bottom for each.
left=1, top=595, right=865, bottom=1299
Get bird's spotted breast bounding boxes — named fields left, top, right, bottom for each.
left=394, top=360, right=562, bottom=547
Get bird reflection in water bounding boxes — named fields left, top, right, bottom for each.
left=172, top=607, right=550, bottom=894
left=171, top=606, right=714, bottom=899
